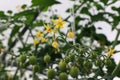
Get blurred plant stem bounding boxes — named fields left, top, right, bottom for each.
left=71, top=2, right=76, bottom=45
left=13, top=67, right=19, bottom=80
left=2, top=9, right=39, bottom=66
left=111, top=61, right=120, bottom=78
left=110, top=29, right=120, bottom=79
left=112, top=29, right=120, bottom=49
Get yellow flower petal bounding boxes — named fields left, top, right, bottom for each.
left=44, top=24, right=53, bottom=33
left=33, top=39, right=39, bottom=45
left=36, top=31, right=43, bottom=38
left=52, top=40, right=59, bottom=48
left=41, top=37, right=47, bottom=43
left=0, top=48, right=3, bottom=53
left=16, top=5, right=24, bottom=12
left=7, top=72, right=13, bottom=79
left=52, top=17, right=66, bottom=29
left=67, top=31, right=75, bottom=39
left=108, top=48, right=115, bottom=57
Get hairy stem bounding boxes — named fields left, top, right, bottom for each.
left=111, top=61, right=120, bottom=79
left=112, top=30, right=120, bottom=49
left=110, top=29, right=120, bottom=79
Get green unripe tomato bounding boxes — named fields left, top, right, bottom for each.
left=19, top=54, right=26, bottom=63
left=88, top=61, right=92, bottom=69
left=76, top=57, right=84, bottom=64
left=44, top=54, right=51, bottom=63
left=29, top=55, right=37, bottom=65
left=90, top=52, right=97, bottom=59
left=58, top=60, right=67, bottom=72
left=20, top=69, right=25, bottom=77
left=104, top=59, right=112, bottom=66
left=19, top=62, right=23, bottom=68
left=33, top=65, right=39, bottom=72
left=19, top=62, right=27, bottom=68
left=69, top=54, right=74, bottom=61
left=83, top=61, right=92, bottom=69
left=83, top=61, right=88, bottom=67
left=64, top=56, right=70, bottom=63
left=95, top=60, right=102, bottom=66
left=39, top=65, right=44, bottom=73
left=47, top=69, right=56, bottom=79
left=59, top=72, right=68, bottom=80
left=70, top=66, right=79, bottom=78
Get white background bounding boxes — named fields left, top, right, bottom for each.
left=0, top=0, right=120, bottom=80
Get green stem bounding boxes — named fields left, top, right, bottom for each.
left=112, top=30, right=120, bottom=49
left=13, top=67, right=19, bottom=80
left=33, top=71, right=36, bottom=80
left=71, top=4, right=76, bottom=45
left=64, top=1, right=86, bottom=21
left=110, top=30, right=120, bottom=79
left=111, top=61, right=120, bottom=79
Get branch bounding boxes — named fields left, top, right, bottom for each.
left=64, top=1, right=86, bottom=21
left=112, top=30, right=120, bottom=49
left=111, top=61, right=120, bottom=79
left=110, top=30, right=120, bottom=79
left=2, top=9, right=40, bottom=65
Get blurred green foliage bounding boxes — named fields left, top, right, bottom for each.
left=0, top=0, right=120, bottom=80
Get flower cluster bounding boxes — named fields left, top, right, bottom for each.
left=67, top=31, right=75, bottom=39
left=52, top=17, right=66, bottom=28
left=33, top=16, right=75, bottom=50
left=0, top=48, right=3, bottom=53
left=33, top=31, right=47, bottom=46
left=107, top=48, right=115, bottom=57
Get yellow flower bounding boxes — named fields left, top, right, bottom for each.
left=41, top=37, right=47, bottom=42
left=7, top=72, right=13, bottom=79
left=44, top=24, right=53, bottom=33
left=33, top=39, right=39, bottom=45
left=0, top=48, right=3, bottom=52
left=52, top=17, right=66, bottom=28
left=52, top=40, right=59, bottom=48
left=108, top=48, right=115, bottom=57
left=16, top=5, right=23, bottom=12
left=67, top=31, right=75, bottom=39
left=36, top=31, right=43, bottom=38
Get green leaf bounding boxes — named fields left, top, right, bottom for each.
left=0, top=11, right=7, bottom=19
left=7, top=10, right=13, bottom=14
left=106, top=58, right=116, bottom=74
left=0, top=11, right=6, bottom=17
left=91, top=13, right=104, bottom=22
left=14, top=10, right=36, bottom=19
left=8, top=37, right=13, bottom=47
left=32, top=0, right=60, bottom=7
left=117, top=68, right=120, bottom=77
left=81, top=7, right=90, bottom=15
left=10, top=26, right=20, bottom=38
left=100, top=0, right=108, bottom=5
left=8, top=26, right=20, bottom=46
left=94, top=33, right=111, bottom=46
left=93, top=2, right=103, bottom=10
left=21, top=4, right=27, bottom=9
left=66, top=8, right=71, bottom=13
left=25, top=14, right=34, bottom=25
left=13, top=10, right=37, bottom=25
left=112, top=16, right=120, bottom=30
left=32, top=20, right=43, bottom=28
left=79, top=26, right=96, bottom=38
left=112, top=6, right=120, bottom=15
left=18, top=44, right=32, bottom=53
left=38, top=45, right=62, bottom=61
left=108, top=0, right=118, bottom=5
